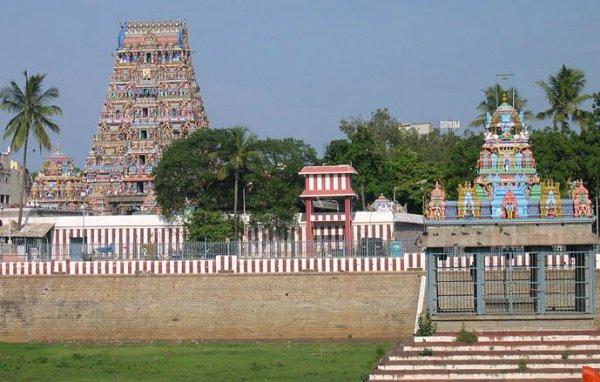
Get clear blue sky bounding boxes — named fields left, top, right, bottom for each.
left=1, top=0, right=599, bottom=170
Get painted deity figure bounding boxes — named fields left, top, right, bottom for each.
left=572, top=180, right=593, bottom=217
left=515, top=151, right=523, bottom=169
left=427, top=180, right=446, bottom=220
left=545, top=190, right=558, bottom=218
left=502, top=190, right=518, bottom=219
left=463, top=191, right=474, bottom=219
left=503, top=152, right=511, bottom=171
left=504, top=202, right=515, bottom=219
left=482, top=151, right=490, bottom=169
left=491, top=151, right=498, bottom=169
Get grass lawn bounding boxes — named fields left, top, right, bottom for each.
left=0, top=341, right=387, bottom=381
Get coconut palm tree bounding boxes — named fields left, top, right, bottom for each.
left=0, top=71, right=61, bottom=228
left=470, top=84, right=533, bottom=127
left=536, top=65, right=590, bottom=131
left=220, top=127, right=259, bottom=238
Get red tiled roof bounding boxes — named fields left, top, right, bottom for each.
left=298, top=165, right=357, bottom=175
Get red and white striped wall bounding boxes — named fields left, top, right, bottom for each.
left=0, top=253, right=425, bottom=276
left=3, top=253, right=600, bottom=277
left=50, top=226, right=184, bottom=259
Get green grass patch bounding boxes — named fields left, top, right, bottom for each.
left=0, top=341, right=387, bottom=381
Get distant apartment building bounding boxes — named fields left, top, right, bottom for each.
left=0, top=150, right=29, bottom=207
left=397, top=122, right=432, bottom=136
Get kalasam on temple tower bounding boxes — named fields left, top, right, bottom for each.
left=84, top=20, right=209, bottom=214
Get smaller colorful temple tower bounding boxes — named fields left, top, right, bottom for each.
left=29, top=146, right=85, bottom=210
left=422, top=94, right=597, bottom=317
left=299, top=165, right=357, bottom=244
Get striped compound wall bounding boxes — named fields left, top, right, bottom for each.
left=3, top=252, right=599, bottom=277
left=0, top=253, right=425, bottom=276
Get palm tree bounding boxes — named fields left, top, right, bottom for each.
left=0, top=71, right=61, bottom=228
left=220, top=127, right=259, bottom=238
left=470, top=84, right=533, bottom=127
left=536, top=65, right=590, bottom=131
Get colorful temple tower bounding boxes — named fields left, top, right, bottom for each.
left=84, top=20, right=209, bottom=214
left=427, top=94, right=592, bottom=221
left=422, top=94, right=597, bottom=317
left=29, top=145, right=85, bottom=210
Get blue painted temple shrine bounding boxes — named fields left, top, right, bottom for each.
left=422, top=94, right=598, bottom=316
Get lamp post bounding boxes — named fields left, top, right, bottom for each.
left=393, top=186, right=400, bottom=205
left=414, top=179, right=428, bottom=215
left=242, top=182, right=254, bottom=216
left=80, top=192, right=87, bottom=259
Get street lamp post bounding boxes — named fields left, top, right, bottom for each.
left=414, top=179, right=428, bottom=215
left=80, top=192, right=87, bottom=259
left=242, top=182, right=254, bottom=216
left=393, top=186, right=400, bottom=205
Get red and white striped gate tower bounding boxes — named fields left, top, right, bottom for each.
left=298, top=165, right=357, bottom=248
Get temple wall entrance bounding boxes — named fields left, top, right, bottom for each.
left=427, top=246, right=596, bottom=316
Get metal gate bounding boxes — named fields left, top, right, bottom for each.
left=428, top=247, right=595, bottom=316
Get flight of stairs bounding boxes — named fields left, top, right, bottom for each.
left=370, top=330, right=600, bottom=381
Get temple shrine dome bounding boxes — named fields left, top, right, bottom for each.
left=486, top=93, right=526, bottom=138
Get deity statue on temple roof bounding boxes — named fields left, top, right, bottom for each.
left=427, top=180, right=446, bottom=220
left=572, top=180, right=593, bottom=218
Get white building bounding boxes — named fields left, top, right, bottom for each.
left=397, top=122, right=432, bottom=136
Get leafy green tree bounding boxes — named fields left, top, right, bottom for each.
left=536, top=65, right=590, bottom=131
left=245, top=138, right=317, bottom=236
left=0, top=71, right=61, bottom=228
left=185, top=209, right=236, bottom=241
left=530, top=128, right=582, bottom=197
left=383, top=147, right=441, bottom=213
left=470, top=84, right=532, bottom=127
left=441, top=131, right=483, bottom=199
left=327, top=126, right=388, bottom=209
left=155, top=128, right=318, bottom=239
left=154, top=128, right=234, bottom=216
left=578, top=96, right=600, bottom=202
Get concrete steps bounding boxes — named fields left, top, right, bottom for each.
left=369, top=329, right=600, bottom=381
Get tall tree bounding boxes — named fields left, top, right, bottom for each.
left=221, top=127, right=259, bottom=237
left=0, top=71, right=61, bottom=228
left=536, top=65, right=590, bottom=131
left=245, top=138, right=317, bottom=236
left=470, top=84, right=532, bottom=127
left=153, top=128, right=234, bottom=216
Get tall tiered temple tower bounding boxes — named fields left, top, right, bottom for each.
left=84, top=20, right=209, bottom=214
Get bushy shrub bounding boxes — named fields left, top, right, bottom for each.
left=454, top=323, right=478, bottom=343
left=415, top=312, right=437, bottom=337
left=418, top=348, right=433, bottom=356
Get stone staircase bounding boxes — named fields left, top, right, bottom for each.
left=370, top=329, right=600, bottom=381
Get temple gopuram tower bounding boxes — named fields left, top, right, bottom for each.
left=84, top=20, right=209, bottom=214
left=423, top=94, right=597, bottom=318
left=30, top=145, right=85, bottom=210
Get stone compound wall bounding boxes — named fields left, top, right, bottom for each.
left=0, top=272, right=422, bottom=342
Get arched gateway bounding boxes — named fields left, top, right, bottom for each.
left=422, top=95, right=598, bottom=316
